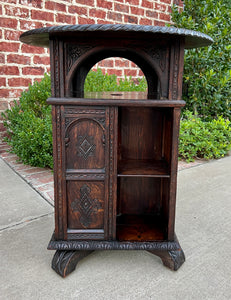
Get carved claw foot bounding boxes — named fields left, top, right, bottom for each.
left=52, top=250, right=94, bottom=277
left=148, top=248, right=185, bottom=271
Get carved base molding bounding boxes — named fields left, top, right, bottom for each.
left=49, top=234, right=185, bottom=277
left=48, top=233, right=182, bottom=251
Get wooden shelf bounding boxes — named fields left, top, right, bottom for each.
left=116, top=214, right=166, bottom=241
left=117, top=159, right=170, bottom=177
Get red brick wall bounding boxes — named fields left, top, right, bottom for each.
left=0, top=0, right=183, bottom=138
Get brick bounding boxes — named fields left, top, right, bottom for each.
left=75, top=0, right=94, bottom=6
left=131, top=62, right=138, bottom=68
left=22, top=67, right=45, bottom=76
left=139, top=69, right=144, bottom=76
left=0, top=88, right=23, bottom=98
left=20, top=20, right=44, bottom=31
left=45, top=2, right=66, bottom=12
left=106, top=69, right=123, bottom=77
left=130, top=7, right=145, bottom=16
left=155, top=3, right=167, bottom=12
left=124, top=69, right=137, bottom=77
left=159, top=13, right=171, bottom=22
left=33, top=55, right=50, bottom=65
left=5, top=5, right=29, bottom=18
left=0, top=54, right=5, bottom=64
left=0, top=89, right=10, bottom=98
left=19, top=0, right=42, bottom=8
left=141, top=0, right=153, bottom=9
left=96, top=20, right=112, bottom=25
left=161, top=0, right=171, bottom=4
left=31, top=10, right=54, bottom=22
left=125, top=0, right=139, bottom=5
left=56, top=13, right=76, bottom=24
left=146, top=10, right=158, bottom=19
left=154, top=20, right=166, bottom=26
left=0, top=79, right=7, bottom=88
left=139, top=18, right=152, bottom=25
left=115, top=59, right=129, bottom=67
left=68, top=6, right=87, bottom=15
left=8, top=78, right=32, bottom=87
left=115, top=3, right=129, bottom=13
left=89, top=9, right=106, bottom=19
left=96, top=0, right=113, bottom=10
left=4, top=30, right=22, bottom=41
left=21, top=44, right=45, bottom=54
left=98, top=59, right=114, bottom=68
left=0, top=18, right=18, bottom=29
left=124, top=15, right=138, bottom=24
left=7, top=54, right=31, bottom=65
left=78, top=17, right=95, bottom=24
left=2, top=0, right=17, bottom=4
left=0, top=66, right=19, bottom=76
left=107, top=12, right=123, bottom=22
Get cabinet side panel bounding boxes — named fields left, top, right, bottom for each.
left=109, top=107, right=118, bottom=240
left=53, top=105, right=67, bottom=239
left=168, top=108, right=181, bottom=240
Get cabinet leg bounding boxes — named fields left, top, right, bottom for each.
left=148, top=248, right=185, bottom=271
left=51, top=250, right=94, bottom=277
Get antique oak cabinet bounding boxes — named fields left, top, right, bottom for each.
left=20, top=25, right=213, bottom=277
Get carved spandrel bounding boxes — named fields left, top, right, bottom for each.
left=66, top=44, right=94, bottom=73
left=143, top=47, right=167, bottom=73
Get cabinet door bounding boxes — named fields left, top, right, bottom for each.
left=64, top=106, right=109, bottom=240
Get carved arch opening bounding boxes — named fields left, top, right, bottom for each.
left=66, top=47, right=164, bottom=99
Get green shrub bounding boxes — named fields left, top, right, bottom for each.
left=179, top=111, right=231, bottom=161
left=171, top=0, right=231, bottom=120
left=84, top=68, right=147, bottom=92
left=2, top=73, right=53, bottom=168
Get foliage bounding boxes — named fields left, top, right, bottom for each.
left=2, top=74, right=53, bottom=168
left=179, top=111, right=231, bottom=161
left=84, top=68, right=147, bottom=92
left=171, top=0, right=231, bottom=120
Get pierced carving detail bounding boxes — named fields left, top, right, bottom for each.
left=71, top=184, right=102, bottom=227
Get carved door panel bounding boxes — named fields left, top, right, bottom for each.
left=64, top=107, right=110, bottom=240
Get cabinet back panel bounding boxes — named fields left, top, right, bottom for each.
left=119, top=108, right=163, bottom=161
left=118, top=177, right=161, bottom=215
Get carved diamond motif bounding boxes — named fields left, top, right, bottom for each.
left=71, top=184, right=102, bottom=227
left=77, top=135, right=96, bottom=160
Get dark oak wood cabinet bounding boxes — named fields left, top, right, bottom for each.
left=20, top=25, right=213, bottom=277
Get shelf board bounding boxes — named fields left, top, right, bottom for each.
left=117, top=159, right=170, bottom=177
left=116, top=214, right=166, bottom=242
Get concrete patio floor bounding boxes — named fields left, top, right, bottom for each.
left=1, top=156, right=231, bottom=299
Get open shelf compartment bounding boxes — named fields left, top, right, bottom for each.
left=116, top=106, right=173, bottom=242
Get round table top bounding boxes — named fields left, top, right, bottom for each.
left=20, top=24, right=213, bottom=49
